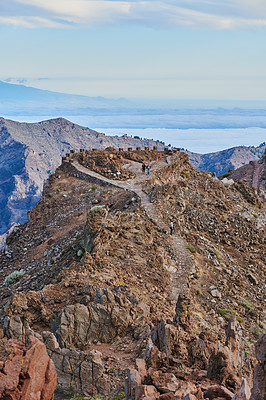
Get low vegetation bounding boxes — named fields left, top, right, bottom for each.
left=221, top=172, right=231, bottom=178
left=187, top=244, right=196, bottom=253
left=4, top=270, right=24, bottom=286
left=217, top=308, right=243, bottom=323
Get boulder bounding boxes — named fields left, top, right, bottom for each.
left=173, top=381, right=198, bottom=400
left=148, top=368, right=180, bottom=394
left=125, top=368, right=143, bottom=399
left=136, top=358, right=148, bottom=383
left=0, top=336, right=57, bottom=400
left=183, top=394, right=198, bottom=400
left=174, top=295, right=191, bottom=327
left=135, top=384, right=160, bottom=399
left=204, top=385, right=234, bottom=400
left=232, top=379, right=251, bottom=400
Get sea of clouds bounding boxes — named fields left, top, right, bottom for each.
left=5, top=108, right=266, bottom=153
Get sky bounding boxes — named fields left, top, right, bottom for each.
left=0, top=0, right=266, bottom=100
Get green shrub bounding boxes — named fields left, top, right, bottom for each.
left=196, top=289, right=202, bottom=295
left=241, top=298, right=254, bottom=311
left=4, top=270, right=24, bottom=286
left=253, top=214, right=258, bottom=218
left=250, top=324, right=264, bottom=338
left=217, top=308, right=243, bottom=323
left=187, top=244, right=196, bottom=253
left=91, top=185, right=97, bottom=191
left=222, top=172, right=231, bottom=178
left=74, top=233, right=80, bottom=239
left=77, top=250, right=83, bottom=257
left=90, top=205, right=105, bottom=212
left=208, top=248, right=221, bottom=262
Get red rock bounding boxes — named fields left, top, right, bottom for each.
left=232, top=379, right=251, bottom=400
left=182, top=394, right=198, bottom=400
left=135, top=384, right=160, bottom=399
left=159, top=393, right=175, bottom=399
left=250, top=333, right=266, bottom=400
left=136, top=358, right=148, bottom=384
left=0, top=336, right=57, bottom=400
left=204, top=385, right=234, bottom=400
left=148, top=368, right=180, bottom=393
left=174, top=381, right=197, bottom=400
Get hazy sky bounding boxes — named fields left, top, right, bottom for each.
left=1, top=0, right=266, bottom=99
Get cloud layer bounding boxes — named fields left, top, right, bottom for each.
left=1, top=0, right=266, bottom=29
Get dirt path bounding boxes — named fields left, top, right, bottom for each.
left=72, top=159, right=195, bottom=302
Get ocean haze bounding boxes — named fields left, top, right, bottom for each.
left=1, top=80, right=266, bottom=153
left=4, top=115, right=266, bottom=153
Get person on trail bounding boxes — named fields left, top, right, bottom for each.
left=142, top=163, right=146, bottom=173
left=147, top=165, right=150, bottom=175
left=170, top=221, right=174, bottom=235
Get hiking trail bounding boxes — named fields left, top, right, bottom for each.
left=72, top=157, right=196, bottom=303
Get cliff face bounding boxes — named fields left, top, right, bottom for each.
left=229, top=151, right=266, bottom=201
left=0, top=149, right=265, bottom=399
left=0, top=127, right=49, bottom=247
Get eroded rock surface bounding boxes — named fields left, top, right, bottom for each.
left=0, top=336, right=57, bottom=400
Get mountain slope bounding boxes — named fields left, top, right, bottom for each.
left=0, top=150, right=265, bottom=398
left=187, top=142, right=266, bottom=176
left=1, top=116, right=265, bottom=247
left=0, top=117, right=163, bottom=246
left=229, top=149, right=266, bottom=200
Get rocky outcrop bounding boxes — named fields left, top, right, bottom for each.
left=207, top=316, right=243, bottom=390
left=0, top=336, right=57, bottom=400
left=55, top=299, right=130, bottom=349
left=230, top=150, right=266, bottom=201
left=232, top=379, right=251, bottom=400
left=43, top=331, right=112, bottom=396
left=250, top=333, right=266, bottom=400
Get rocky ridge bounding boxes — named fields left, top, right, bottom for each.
left=0, top=148, right=265, bottom=399
left=228, top=150, right=266, bottom=201
left=0, top=117, right=164, bottom=247
left=187, top=143, right=266, bottom=177
left=1, top=116, right=265, bottom=249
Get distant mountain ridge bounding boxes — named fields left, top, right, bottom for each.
left=0, top=80, right=129, bottom=115
left=187, top=142, right=266, bottom=176
left=230, top=149, right=266, bottom=200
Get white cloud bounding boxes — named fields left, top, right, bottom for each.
left=0, top=15, right=66, bottom=28
left=1, top=0, right=266, bottom=29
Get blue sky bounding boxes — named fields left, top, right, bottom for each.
left=0, top=0, right=266, bottom=100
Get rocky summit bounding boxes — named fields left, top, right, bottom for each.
left=0, top=147, right=265, bottom=400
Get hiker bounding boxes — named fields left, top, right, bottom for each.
left=170, top=221, right=174, bottom=235
left=168, top=144, right=172, bottom=152
left=147, top=165, right=150, bottom=175
left=142, top=163, right=146, bottom=173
